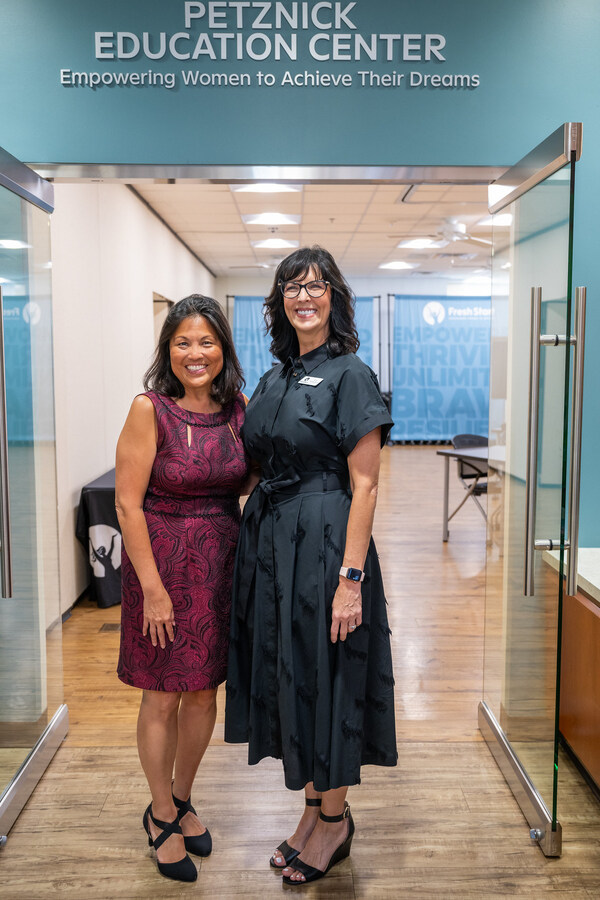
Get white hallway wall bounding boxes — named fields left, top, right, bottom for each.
left=214, top=273, right=482, bottom=390
left=51, top=183, right=215, bottom=614
left=214, top=273, right=461, bottom=307
left=215, top=272, right=480, bottom=301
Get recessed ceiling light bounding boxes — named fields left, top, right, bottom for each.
left=252, top=238, right=299, bottom=249
left=397, top=238, right=448, bottom=249
left=0, top=240, right=31, bottom=249
left=378, top=261, right=417, bottom=270
left=231, top=183, right=302, bottom=193
left=478, top=213, right=513, bottom=227
left=242, top=213, right=301, bottom=226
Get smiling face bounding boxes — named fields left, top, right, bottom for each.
left=169, top=315, right=224, bottom=395
left=282, top=266, right=332, bottom=353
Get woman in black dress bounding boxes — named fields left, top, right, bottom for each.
left=225, top=246, right=397, bottom=885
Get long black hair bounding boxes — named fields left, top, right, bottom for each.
left=144, top=294, right=244, bottom=406
left=264, top=246, right=359, bottom=362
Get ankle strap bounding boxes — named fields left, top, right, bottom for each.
left=149, top=807, right=182, bottom=850
left=319, top=803, right=350, bottom=823
left=172, top=792, right=196, bottom=817
left=305, top=798, right=322, bottom=807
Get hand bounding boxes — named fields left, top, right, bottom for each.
left=330, top=578, right=362, bottom=643
left=142, top=585, right=176, bottom=649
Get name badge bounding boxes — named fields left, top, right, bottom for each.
left=298, top=376, right=323, bottom=387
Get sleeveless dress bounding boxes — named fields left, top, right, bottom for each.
left=117, top=390, right=248, bottom=692
left=225, top=344, right=398, bottom=791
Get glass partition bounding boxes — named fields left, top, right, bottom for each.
left=483, top=163, right=574, bottom=840
left=0, top=184, right=62, bottom=804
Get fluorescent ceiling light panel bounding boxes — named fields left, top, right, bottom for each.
left=242, top=213, right=301, bottom=225
left=397, top=238, right=448, bottom=249
left=231, top=183, right=302, bottom=193
left=252, top=238, right=299, bottom=249
left=478, top=213, right=513, bottom=227
left=0, top=240, right=31, bottom=249
left=379, top=261, right=417, bottom=270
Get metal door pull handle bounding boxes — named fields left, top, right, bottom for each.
left=524, top=287, right=542, bottom=596
left=566, top=287, right=586, bottom=597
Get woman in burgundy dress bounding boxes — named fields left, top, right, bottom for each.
left=116, top=295, right=248, bottom=883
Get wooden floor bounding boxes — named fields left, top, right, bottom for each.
left=3, top=446, right=600, bottom=898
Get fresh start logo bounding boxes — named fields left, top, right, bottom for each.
left=422, top=301, right=446, bottom=325
left=422, top=301, right=491, bottom=325
left=447, top=305, right=492, bottom=320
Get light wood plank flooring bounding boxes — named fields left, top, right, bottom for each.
left=2, top=446, right=600, bottom=898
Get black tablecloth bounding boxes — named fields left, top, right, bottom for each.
left=75, top=468, right=121, bottom=608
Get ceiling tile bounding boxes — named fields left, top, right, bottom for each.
left=132, top=179, right=490, bottom=284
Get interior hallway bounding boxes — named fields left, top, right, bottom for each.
left=2, top=446, right=600, bottom=898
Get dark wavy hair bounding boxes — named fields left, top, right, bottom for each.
left=264, top=246, right=359, bottom=362
left=144, top=294, right=244, bottom=406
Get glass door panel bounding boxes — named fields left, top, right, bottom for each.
left=0, top=182, right=62, bottom=804
left=481, top=126, right=580, bottom=857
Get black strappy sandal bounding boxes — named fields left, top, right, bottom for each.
left=172, top=792, right=213, bottom=857
left=142, top=803, right=197, bottom=882
left=282, top=802, right=355, bottom=885
left=270, top=798, right=322, bottom=869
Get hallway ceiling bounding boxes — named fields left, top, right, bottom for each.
left=132, top=182, right=492, bottom=281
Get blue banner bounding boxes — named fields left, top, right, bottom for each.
left=233, top=296, right=275, bottom=398
left=391, top=296, right=490, bottom=441
left=355, top=297, right=373, bottom=370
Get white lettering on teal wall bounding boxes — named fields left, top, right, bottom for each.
left=60, top=1, right=484, bottom=92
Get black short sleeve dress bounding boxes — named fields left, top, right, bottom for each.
left=225, top=343, right=398, bottom=792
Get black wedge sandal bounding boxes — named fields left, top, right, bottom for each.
left=282, top=802, right=355, bottom=885
left=172, top=792, right=213, bottom=857
left=270, top=798, right=322, bottom=869
left=142, top=803, right=197, bottom=882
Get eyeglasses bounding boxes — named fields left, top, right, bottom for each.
left=278, top=279, right=330, bottom=299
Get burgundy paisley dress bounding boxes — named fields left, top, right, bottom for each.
left=117, top=391, right=248, bottom=692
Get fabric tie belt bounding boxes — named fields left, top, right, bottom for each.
left=258, top=468, right=347, bottom=501
left=143, top=492, right=240, bottom=518
left=236, top=468, right=348, bottom=618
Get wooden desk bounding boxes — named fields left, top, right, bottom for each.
left=544, top=548, right=600, bottom=789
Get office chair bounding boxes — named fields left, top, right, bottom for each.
left=450, top=433, right=488, bottom=522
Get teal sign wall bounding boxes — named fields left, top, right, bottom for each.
left=1, top=0, right=597, bottom=169
left=1, top=0, right=600, bottom=544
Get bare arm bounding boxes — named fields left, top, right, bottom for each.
left=330, top=427, right=381, bottom=644
left=115, top=395, right=175, bottom=649
left=239, top=393, right=261, bottom=496
left=241, top=461, right=261, bottom=496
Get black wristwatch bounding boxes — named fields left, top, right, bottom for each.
left=339, top=566, right=365, bottom=583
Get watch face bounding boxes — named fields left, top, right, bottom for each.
left=346, top=568, right=362, bottom=582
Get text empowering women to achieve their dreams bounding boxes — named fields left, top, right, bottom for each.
left=59, top=69, right=480, bottom=89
